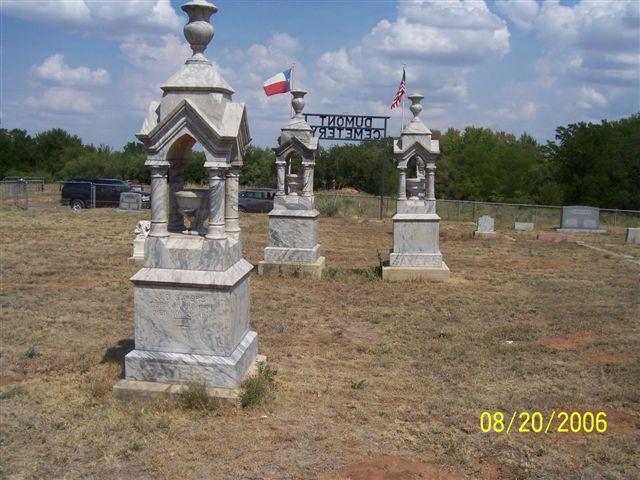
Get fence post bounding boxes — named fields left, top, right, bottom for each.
left=91, top=183, right=96, bottom=209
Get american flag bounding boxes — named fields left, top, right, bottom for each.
left=390, top=68, right=406, bottom=109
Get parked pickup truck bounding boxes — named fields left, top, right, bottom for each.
left=61, top=178, right=150, bottom=210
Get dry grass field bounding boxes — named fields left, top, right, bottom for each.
left=1, top=207, right=639, bottom=479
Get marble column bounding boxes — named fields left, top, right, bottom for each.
left=168, top=160, right=186, bottom=232
left=225, top=167, right=240, bottom=233
left=426, top=166, right=436, bottom=201
left=206, top=168, right=226, bottom=240
left=276, top=159, right=286, bottom=196
left=397, top=166, right=407, bottom=201
left=302, top=162, right=314, bottom=197
left=149, top=166, right=169, bottom=237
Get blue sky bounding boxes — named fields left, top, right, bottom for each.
left=1, top=0, right=638, bottom=148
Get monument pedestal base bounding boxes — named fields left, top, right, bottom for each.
left=258, top=256, right=325, bottom=279
left=556, top=228, right=607, bottom=234
left=382, top=262, right=450, bottom=282
left=473, top=231, right=496, bottom=239
left=114, top=354, right=266, bottom=405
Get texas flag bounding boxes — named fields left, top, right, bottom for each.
left=263, top=68, right=292, bottom=96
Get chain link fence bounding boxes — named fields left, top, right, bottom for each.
left=315, top=192, right=640, bottom=229
left=0, top=181, right=150, bottom=210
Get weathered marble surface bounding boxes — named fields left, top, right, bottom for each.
left=561, top=205, right=600, bottom=230
left=119, top=192, right=142, bottom=212
left=389, top=252, right=443, bottom=267
left=264, top=245, right=320, bottom=262
left=626, top=228, right=640, bottom=244
left=144, top=233, right=241, bottom=272
left=476, top=215, right=494, bottom=233
left=124, top=330, right=257, bottom=389
left=268, top=214, right=318, bottom=249
left=515, top=222, right=534, bottom=231
left=132, top=258, right=252, bottom=288
left=130, top=220, right=151, bottom=264
left=397, top=199, right=436, bottom=214
left=133, top=275, right=249, bottom=356
left=392, top=214, right=441, bottom=254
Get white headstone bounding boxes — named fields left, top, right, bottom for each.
left=477, top=215, right=495, bottom=233
left=118, top=192, right=142, bottom=212
left=515, top=222, right=534, bottom=231
left=626, top=227, right=640, bottom=244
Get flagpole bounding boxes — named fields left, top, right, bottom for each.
left=401, top=64, right=406, bottom=133
left=290, top=62, right=295, bottom=117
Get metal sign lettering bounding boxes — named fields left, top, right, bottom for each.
left=304, top=113, right=390, bottom=141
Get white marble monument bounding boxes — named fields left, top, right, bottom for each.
left=474, top=215, right=496, bottom=239
left=382, top=94, right=450, bottom=282
left=257, top=90, right=325, bottom=278
left=128, top=220, right=150, bottom=265
left=114, top=0, right=261, bottom=403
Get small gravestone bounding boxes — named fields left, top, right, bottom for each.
left=515, top=222, right=534, bottom=231
left=128, top=220, right=150, bottom=264
left=118, top=192, right=142, bottom=212
left=474, top=215, right=495, bottom=238
left=557, top=205, right=606, bottom=233
left=626, top=228, right=640, bottom=244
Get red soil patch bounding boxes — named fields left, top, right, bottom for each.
left=476, top=458, right=526, bottom=480
left=536, top=331, right=598, bottom=350
left=68, top=279, right=92, bottom=288
left=583, top=350, right=630, bottom=365
left=322, top=455, right=467, bottom=480
left=0, top=374, right=22, bottom=386
left=605, top=408, right=638, bottom=435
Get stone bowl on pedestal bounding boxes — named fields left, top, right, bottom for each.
left=175, top=189, right=208, bottom=235
left=406, top=178, right=426, bottom=199
left=286, top=174, right=303, bottom=195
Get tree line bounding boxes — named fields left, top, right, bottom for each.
left=1, top=113, right=638, bottom=209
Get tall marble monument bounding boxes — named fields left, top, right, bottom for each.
left=257, top=90, right=325, bottom=278
left=114, top=0, right=261, bottom=403
left=382, top=94, right=450, bottom=282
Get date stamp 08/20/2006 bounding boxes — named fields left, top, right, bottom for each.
left=480, top=411, right=608, bottom=434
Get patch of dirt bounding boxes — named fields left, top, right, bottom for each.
left=68, top=279, right=92, bottom=288
left=536, top=331, right=599, bottom=350
left=321, top=455, right=467, bottom=480
left=583, top=350, right=630, bottom=365
left=475, top=458, right=526, bottom=480
left=0, top=374, right=22, bottom=386
left=605, top=408, right=638, bottom=435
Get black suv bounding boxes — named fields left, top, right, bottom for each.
left=61, top=178, right=150, bottom=210
left=238, top=188, right=276, bottom=213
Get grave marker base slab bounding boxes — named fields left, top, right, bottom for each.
left=556, top=228, right=607, bottom=234
left=114, top=354, right=266, bottom=405
left=382, top=261, right=450, bottom=282
left=257, top=255, right=325, bottom=279
left=473, top=231, right=496, bottom=239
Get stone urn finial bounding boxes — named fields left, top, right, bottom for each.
left=291, top=89, right=307, bottom=118
left=181, top=0, right=218, bottom=58
left=409, top=93, right=424, bottom=121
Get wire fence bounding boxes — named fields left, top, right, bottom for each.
left=315, top=192, right=640, bottom=230
left=1, top=184, right=638, bottom=230
left=0, top=181, right=150, bottom=210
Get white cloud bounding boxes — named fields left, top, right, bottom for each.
left=1, top=0, right=91, bottom=30
left=361, top=1, right=510, bottom=65
left=495, top=0, right=540, bottom=32
left=576, top=85, right=608, bottom=109
left=1, top=0, right=181, bottom=38
left=24, top=86, right=102, bottom=113
left=29, top=54, right=109, bottom=86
